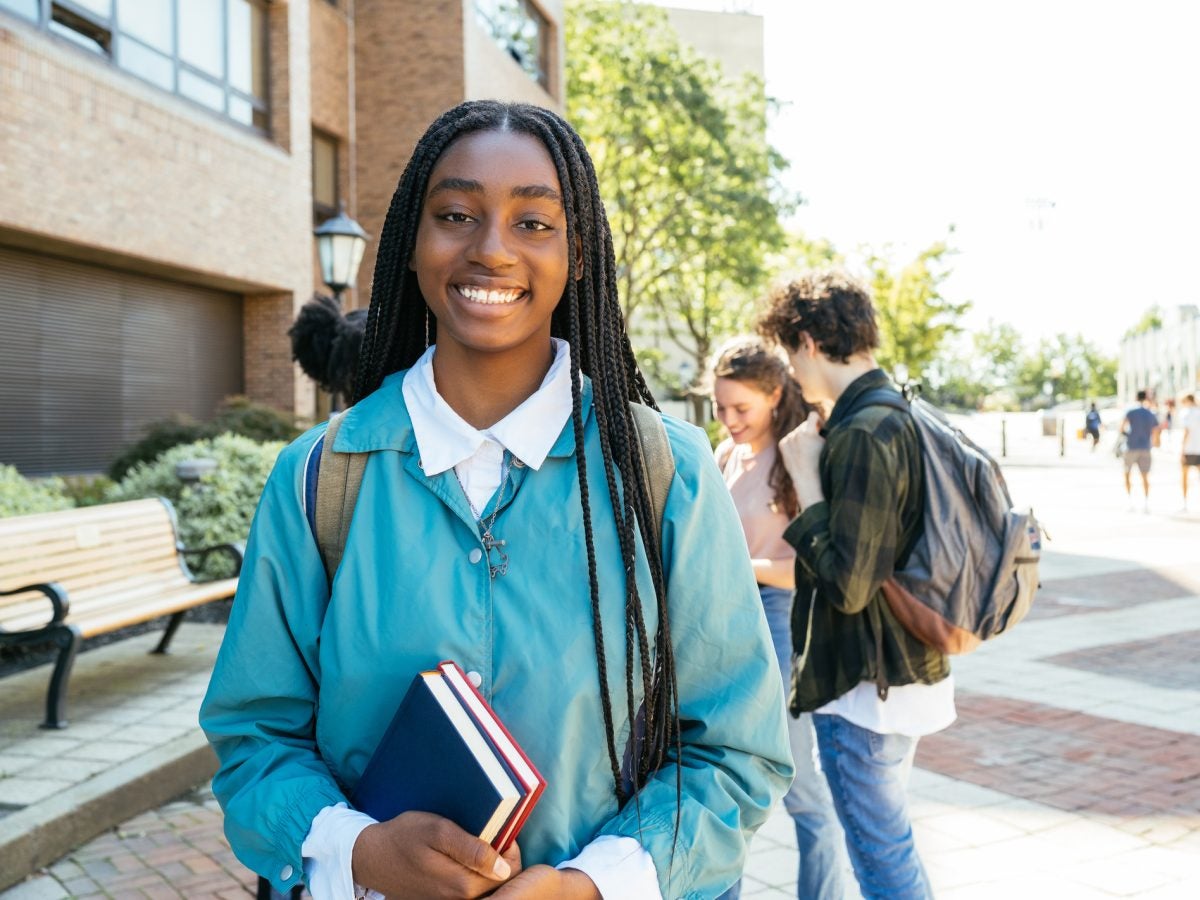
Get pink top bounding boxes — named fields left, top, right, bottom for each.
left=715, top=438, right=795, bottom=574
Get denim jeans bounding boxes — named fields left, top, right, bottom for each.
left=812, top=713, right=932, bottom=900
left=720, top=586, right=848, bottom=900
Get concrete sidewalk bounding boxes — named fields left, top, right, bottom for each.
left=2, top=420, right=1199, bottom=898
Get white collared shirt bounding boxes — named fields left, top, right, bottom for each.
left=301, top=338, right=662, bottom=899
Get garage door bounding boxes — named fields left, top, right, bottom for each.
left=0, top=246, right=244, bottom=476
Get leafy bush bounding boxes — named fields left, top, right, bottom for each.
left=106, top=434, right=285, bottom=580
left=704, top=418, right=726, bottom=450
left=108, top=396, right=303, bottom=481
left=60, top=474, right=117, bottom=508
left=0, top=465, right=74, bottom=518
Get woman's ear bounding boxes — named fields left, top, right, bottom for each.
left=574, top=235, right=584, bottom=281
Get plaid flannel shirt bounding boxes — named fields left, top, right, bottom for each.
left=783, top=369, right=950, bottom=714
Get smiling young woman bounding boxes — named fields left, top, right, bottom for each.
left=201, top=101, right=792, bottom=900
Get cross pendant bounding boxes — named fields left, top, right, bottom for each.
left=482, top=532, right=509, bottom=578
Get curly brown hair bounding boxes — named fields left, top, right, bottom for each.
left=756, top=269, right=879, bottom=363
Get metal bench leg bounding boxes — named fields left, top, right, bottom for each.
left=152, top=611, right=187, bottom=654
left=257, top=876, right=303, bottom=899
left=40, top=625, right=82, bottom=730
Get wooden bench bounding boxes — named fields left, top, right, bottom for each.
left=0, top=497, right=242, bottom=729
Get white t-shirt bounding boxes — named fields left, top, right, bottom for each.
left=1183, top=407, right=1200, bottom=455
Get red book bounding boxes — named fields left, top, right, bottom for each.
left=438, top=661, right=548, bottom=853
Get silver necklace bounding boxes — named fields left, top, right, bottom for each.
left=454, top=452, right=512, bottom=578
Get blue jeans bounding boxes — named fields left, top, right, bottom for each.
left=812, top=713, right=932, bottom=900
left=721, top=587, right=848, bottom=900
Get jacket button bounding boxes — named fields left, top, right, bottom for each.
left=467, top=670, right=483, bottom=687
left=280, top=865, right=293, bottom=881
left=512, top=457, right=526, bottom=468
left=469, top=548, right=483, bottom=564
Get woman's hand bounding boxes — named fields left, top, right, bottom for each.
left=487, top=865, right=601, bottom=899
left=351, top=812, right=522, bottom=898
left=778, top=411, right=826, bottom=510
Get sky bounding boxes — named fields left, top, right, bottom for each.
left=648, top=0, right=1200, bottom=352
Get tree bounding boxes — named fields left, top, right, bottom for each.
left=1015, top=333, right=1118, bottom=405
left=1124, top=305, right=1163, bottom=339
left=566, top=0, right=794, bottom=416
left=923, top=321, right=1026, bottom=410
left=867, top=242, right=971, bottom=382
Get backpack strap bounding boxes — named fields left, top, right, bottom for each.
left=305, top=402, right=676, bottom=586
left=312, top=411, right=368, bottom=585
left=628, top=401, right=675, bottom=550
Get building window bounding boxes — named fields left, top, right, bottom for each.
left=474, top=0, right=550, bottom=90
left=2, top=0, right=269, bottom=132
left=312, top=130, right=339, bottom=222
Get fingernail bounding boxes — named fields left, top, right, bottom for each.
left=493, top=858, right=511, bottom=879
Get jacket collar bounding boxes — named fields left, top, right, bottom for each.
left=823, top=368, right=893, bottom=433
left=333, top=368, right=594, bottom=457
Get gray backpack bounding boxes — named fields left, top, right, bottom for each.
left=857, top=387, right=1041, bottom=654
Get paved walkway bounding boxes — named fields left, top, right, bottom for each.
left=3, top=412, right=1199, bottom=898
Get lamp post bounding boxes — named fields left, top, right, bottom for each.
left=314, top=203, right=370, bottom=304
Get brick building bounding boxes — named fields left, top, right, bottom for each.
left=0, top=0, right=563, bottom=475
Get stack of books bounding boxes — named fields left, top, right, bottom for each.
left=352, top=660, right=547, bottom=852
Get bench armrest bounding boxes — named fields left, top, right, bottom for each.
left=179, top=541, right=245, bottom=578
left=0, top=581, right=70, bottom=626
left=177, top=542, right=246, bottom=578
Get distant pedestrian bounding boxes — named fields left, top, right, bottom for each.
left=1122, top=390, right=1160, bottom=512
left=1161, top=398, right=1176, bottom=448
left=1084, top=403, right=1102, bottom=451
left=758, top=270, right=954, bottom=900
left=1181, top=394, right=1200, bottom=512
left=710, top=337, right=849, bottom=900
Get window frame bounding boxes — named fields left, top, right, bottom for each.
left=3, top=0, right=270, bottom=135
left=473, top=0, right=552, bottom=91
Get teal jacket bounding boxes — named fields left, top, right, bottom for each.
left=200, top=372, right=791, bottom=899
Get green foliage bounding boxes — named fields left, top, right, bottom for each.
left=869, top=242, right=971, bottom=381
left=108, top=396, right=303, bottom=481
left=767, top=231, right=842, bottom=278
left=0, top=465, right=74, bottom=518
left=704, top=418, right=725, bottom=450
left=1124, top=306, right=1163, bottom=339
left=1014, top=333, right=1118, bottom=405
left=60, top=475, right=117, bottom=508
left=923, top=321, right=1026, bottom=411
left=106, top=434, right=285, bottom=580
left=567, top=0, right=794, bottom=396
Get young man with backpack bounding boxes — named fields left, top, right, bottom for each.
left=758, top=270, right=953, bottom=900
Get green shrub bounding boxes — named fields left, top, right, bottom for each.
left=704, top=418, right=726, bottom=450
left=106, top=434, right=285, bottom=580
left=108, top=396, right=303, bottom=481
left=0, top=465, right=74, bottom=518
left=60, top=474, right=117, bottom=508
left=107, top=416, right=210, bottom=481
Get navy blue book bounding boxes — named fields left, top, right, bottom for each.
left=352, top=670, right=522, bottom=843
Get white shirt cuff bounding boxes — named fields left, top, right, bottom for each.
left=301, top=803, right=384, bottom=900
left=556, top=834, right=662, bottom=899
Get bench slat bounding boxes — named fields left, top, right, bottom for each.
left=0, top=540, right=181, bottom=594
left=73, top=579, right=237, bottom=638
left=0, top=501, right=171, bottom=549
left=0, top=569, right=200, bottom=632
left=0, top=518, right=177, bottom=567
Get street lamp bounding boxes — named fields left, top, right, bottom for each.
left=314, top=203, right=370, bottom=303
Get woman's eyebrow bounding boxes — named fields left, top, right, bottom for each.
left=511, top=184, right=561, bottom=203
left=427, top=177, right=484, bottom=198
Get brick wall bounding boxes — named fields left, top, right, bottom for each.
left=351, top=0, right=467, bottom=303
left=0, top=6, right=316, bottom=414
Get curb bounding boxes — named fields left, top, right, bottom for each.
left=0, top=730, right=217, bottom=893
